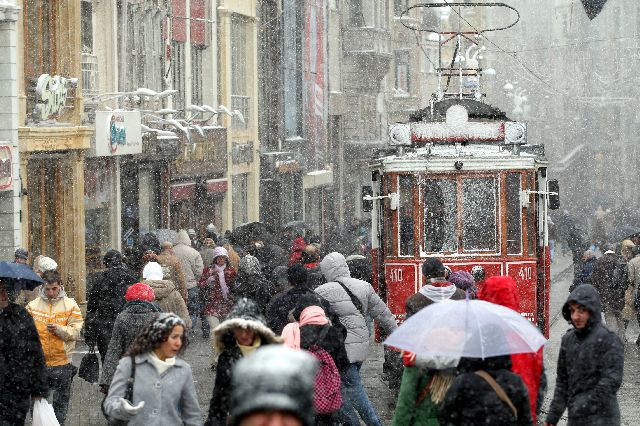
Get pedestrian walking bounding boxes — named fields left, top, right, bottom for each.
left=0, top=280, right=49, bottom=424
left=591, top=248, right=628, bottom=341
left=15, top=255, right=58, bottom=307
left=84, top=249, right=138, bottom=363
left=438, top=355, right=533, bottom=425
left=200, top=237, right=217, bottom=270
left=235, top=254, right=274, bottom=313
left=478, top=276, right=546, bottom=423
left=289, top=235, right=307, bottom=266
left=26, top=270, right=83, bottom=425
left=199, top=246, right=238, bottom=356
left=14, top=247, right=29, bottom=265
left=405, top=258, right=465, bottom=319
left=266, top=264, right=332, bottom=335
left=156, top=241, right=188, bottom=300
left=624, top=244, right=640, bottom=344
left=545, top=284, right=624, bottom=426
left=228, top=346, right=318, bottom=426
left=103, top=313, right=202, bottom=425
left=99, top=282, right=161, bottom=393
left=173, top=229, right=205, bottom=329
left=569, top=249, right=597, bottom=293
left=283, top=304, right=349, bottom=425
left=204, top=298, right=281, bottom=426
left=315, top=252, right=397, bottom=426
left=142, top=261, right=191, bottom=328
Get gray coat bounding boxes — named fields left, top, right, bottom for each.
left=99, top=301, right=160, bottom=388
left=173, top=230, right=205, bottom=290
left=104, top=353, right=202, bottom=426
left=315, top=252, right=397, bottom=362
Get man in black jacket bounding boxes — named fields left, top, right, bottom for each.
left=85, top=250, right=138, bottom=362
left=545, top=284, right=624, bottom=426
left=0, top=280, right=49, bottom=424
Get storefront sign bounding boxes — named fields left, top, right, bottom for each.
left=94, top=111, right=143, bottom=156
left=0, top=145, right=12, bottom=190
left=34, top=74, right=77, bottom=121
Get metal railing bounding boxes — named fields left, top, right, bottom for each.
left=81, top=53, right=99, bottom=98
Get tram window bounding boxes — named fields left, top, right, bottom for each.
left=462, top=177, right=498, bottom=252
left=424, top=179, right=457, bottom=252
left=383, top=178, right=394, bottom=257
left=506, top=173, right=523, bottom=254
left=398, top=175, right=415, bottom=256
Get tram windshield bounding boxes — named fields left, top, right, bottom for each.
left=424, top=176, right=498, bottom=254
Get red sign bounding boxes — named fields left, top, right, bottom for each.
left=0, top=146, right=12, bottom=190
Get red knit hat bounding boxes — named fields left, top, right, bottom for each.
left=125, top=282, right=155, bottom=302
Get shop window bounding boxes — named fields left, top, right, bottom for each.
left=424, top=179, right=457, bottom=253
left=462, top=177, right=498, bottom=252
left=398, top=175, right=415, bottom=256
left=506, top=173, right=522, bottom=254
left=231, top=14, right=250, bottom=129
left=85, top=159, right=115, bottom=274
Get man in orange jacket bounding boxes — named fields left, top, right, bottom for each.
left=27, top=270, right=83, bottom=425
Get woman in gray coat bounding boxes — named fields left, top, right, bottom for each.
left=103, top=313, right=202, bottom=425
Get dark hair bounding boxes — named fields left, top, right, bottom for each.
left=126, top=313, right=188, bottom=357
left=422, top=258, right=445, bottom=279
left=42, top=270, right=61, bottom=285
left=103, top=249, right=123, bottom=268
left=287, top=264, right=309, bottom=287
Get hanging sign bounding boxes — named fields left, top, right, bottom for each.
left=94, top=111, right=143, bottom=156
left=34, top=74, right=77, bottom=121
left=0, top=145, right=12, bottom=190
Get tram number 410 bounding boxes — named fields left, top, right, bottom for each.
left=389, top=268, right=404, bottom=283
left=517, top=267, right=533, bottom=281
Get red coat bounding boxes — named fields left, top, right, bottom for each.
left=478, top=276, right=544, bottom=424
left=288, top=237, right=307, bottom=266
left=198, top=266, right=237, bottom=318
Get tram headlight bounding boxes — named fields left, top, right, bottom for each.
left=454, top=161, right=463, bottom=170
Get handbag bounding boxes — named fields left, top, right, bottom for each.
left=33, top=399, right=60, bottom=426
left=474, top=370, right=518, bottom=420
left=78, top=347, right=100, bottom=383
left=101, top=355, right=137, bottom=426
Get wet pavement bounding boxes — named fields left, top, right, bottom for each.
left=54, top=252, right=639, bottom=424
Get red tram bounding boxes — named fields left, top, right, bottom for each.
left=365, top=3, right=558, bottom=336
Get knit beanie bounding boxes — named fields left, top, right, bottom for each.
left=125, top=283, right=156, bottom=302
left=143, top=262, right=164, bottom=281
left=213, top=246, right=229, bottom=261
left=230, top=346, right=318, bottom=426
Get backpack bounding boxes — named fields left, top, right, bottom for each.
left=308, top=344, right=342, bottom=414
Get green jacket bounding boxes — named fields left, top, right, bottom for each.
left=392, top=366, right=441, bottom=426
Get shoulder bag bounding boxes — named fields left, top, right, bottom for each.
left=102, top=355, right=137, bottom=425
left=335, top=279, right=365, bottom=317
left=474, top=370, right=517, bottom=420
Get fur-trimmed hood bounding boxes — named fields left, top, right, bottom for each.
left=212, top=298, right=281, bottom=353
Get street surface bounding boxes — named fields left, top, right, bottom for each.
left=55, top=252, right=639, bottom=425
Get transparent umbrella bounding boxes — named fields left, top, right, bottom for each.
left=384, top=299, right=546, bottom=359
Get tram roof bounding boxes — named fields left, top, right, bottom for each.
left=371, top=143, right=547, bottom=173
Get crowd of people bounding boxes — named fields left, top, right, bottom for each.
left=0, top=218, right=629, bottom=426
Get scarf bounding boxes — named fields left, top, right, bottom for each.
left=419, top=282, right=457, bottom=302
left=282, top=306, right=329, bottom=350
left=214, top=264, right=229, bottom=300
left=149, top=350, right=176, bottom=375
left=238, top=335, right=262, bottom=357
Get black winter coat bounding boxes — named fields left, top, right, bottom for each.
left=0, top=303, right=49, bottom=423
left=300, top=324, right=350, bottom=373
left=85, top=266, right=138, bottom=343
left=99, top=301, right=161, bottom=388
left=546, top=284, right=624, bottom=425
left=438, top=356, right=533, bottom=426
left=266, top=287, right=332, bottom=335
left=205, top=342, right=242, bottom=426
left=591, top=253, right=627, bottom=312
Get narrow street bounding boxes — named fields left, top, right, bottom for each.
left=60, top=252, right=640, bottom=424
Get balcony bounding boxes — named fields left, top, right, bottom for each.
left=342, top=27, right=392, bottom=87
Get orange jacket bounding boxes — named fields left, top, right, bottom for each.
left=27, top=289, right=83, bottom=367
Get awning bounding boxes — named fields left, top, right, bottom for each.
left=170, top=182, right=195, bottom=201
left=206, top=178, right=228, bottom=194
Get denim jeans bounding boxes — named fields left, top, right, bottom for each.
left=187, top=287, right=202, bottom=329
left=338, top=362, right=381, bottom=426
left=47, top=363, right=75, bottom=425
